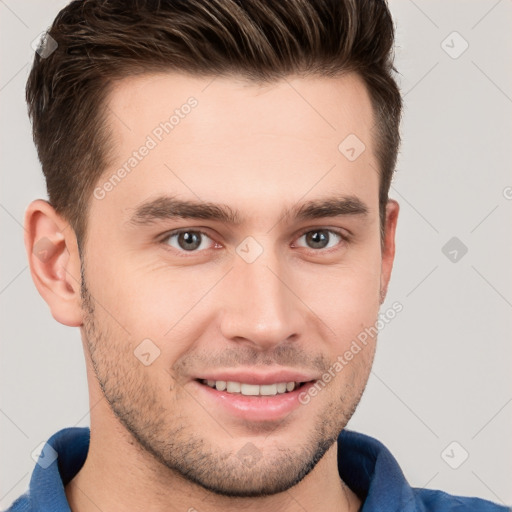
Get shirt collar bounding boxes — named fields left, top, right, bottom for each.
left=337, top=429, right=418, bottom=511
left=29, top=427, right=89, bottom=511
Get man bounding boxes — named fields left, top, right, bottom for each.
left=8, top=0, right=509, bottom=510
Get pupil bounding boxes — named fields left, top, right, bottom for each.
left=179, top=231, right=201, bottom=251
left=307, top=230, right=328, bottom=249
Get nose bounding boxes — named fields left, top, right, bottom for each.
left=219, top=248, right=306, bottom=351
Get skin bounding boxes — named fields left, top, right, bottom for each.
left=25, top=71, right=399, bottom=512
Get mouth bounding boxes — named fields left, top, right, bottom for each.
left=192, top=376, right=317, bottom=422
left=197, top=379, right=311, bottom=396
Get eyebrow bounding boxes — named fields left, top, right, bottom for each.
left=128, top=194, right=369, bottom=227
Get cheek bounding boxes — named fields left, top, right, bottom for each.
left=293, top=252, right=382, bottom=336
left=86, top=257, right=217, bottom=364
left=85, top=225, right=382, bottom=357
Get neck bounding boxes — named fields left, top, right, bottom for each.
left=65, top=401, right=360, bottom=512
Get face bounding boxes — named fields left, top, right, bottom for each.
left=80, top=71, right=393, bottom=497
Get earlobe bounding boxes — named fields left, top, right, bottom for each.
left=380, top=199, right=399, bottom=304
left=24, top=199, right=84, bottom=327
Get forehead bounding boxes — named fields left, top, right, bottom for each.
left=94, top=71, right=379, bottom=226
left=106, top=71, right=375, bottom=153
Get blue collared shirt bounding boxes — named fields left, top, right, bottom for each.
left=6, top=427, right=510, bottom=511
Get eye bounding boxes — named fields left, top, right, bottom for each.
left=160, top=227, right=347, bottom=256
left=162, top=229, right=216, bottom=253
left=293, top=229, right=346, bottom=251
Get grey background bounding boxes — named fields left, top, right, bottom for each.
left=1, top=0, right=511, bottom=508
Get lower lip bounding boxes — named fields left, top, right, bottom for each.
left=192, top=380, right=316, bottom=422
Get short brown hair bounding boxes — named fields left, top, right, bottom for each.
left=26, top=0, right=401, bottom=249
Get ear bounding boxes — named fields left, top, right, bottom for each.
left=380, top=199, right=399, bottom=304
left=24, top=199, right=83, bottom=327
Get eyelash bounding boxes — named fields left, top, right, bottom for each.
left=159, top=227, right=349, bottom=257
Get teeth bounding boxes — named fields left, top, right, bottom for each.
left=259, top=384, right=277, bottom=396
left=215, top=380, right=227, bottom=391
left=241, top=383, right=260, bottom=396
left=203, top=380, right=301, bottom=395
left=276, top=382, right=287, bottom=394
left=226, top=381, right=241, bottom=393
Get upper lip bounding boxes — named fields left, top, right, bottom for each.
left=194, top=369, right=318, bottom=386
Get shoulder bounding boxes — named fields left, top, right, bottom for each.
left=414, top=487, right=511, bottom=511
left=337, top=430, right=510, bottom=512
left=4, top=427, right=90, bottom=512
left=4, top=493, right=31, bottom=511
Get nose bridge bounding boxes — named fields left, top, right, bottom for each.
left=219, top=244, right=303, bottom=349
